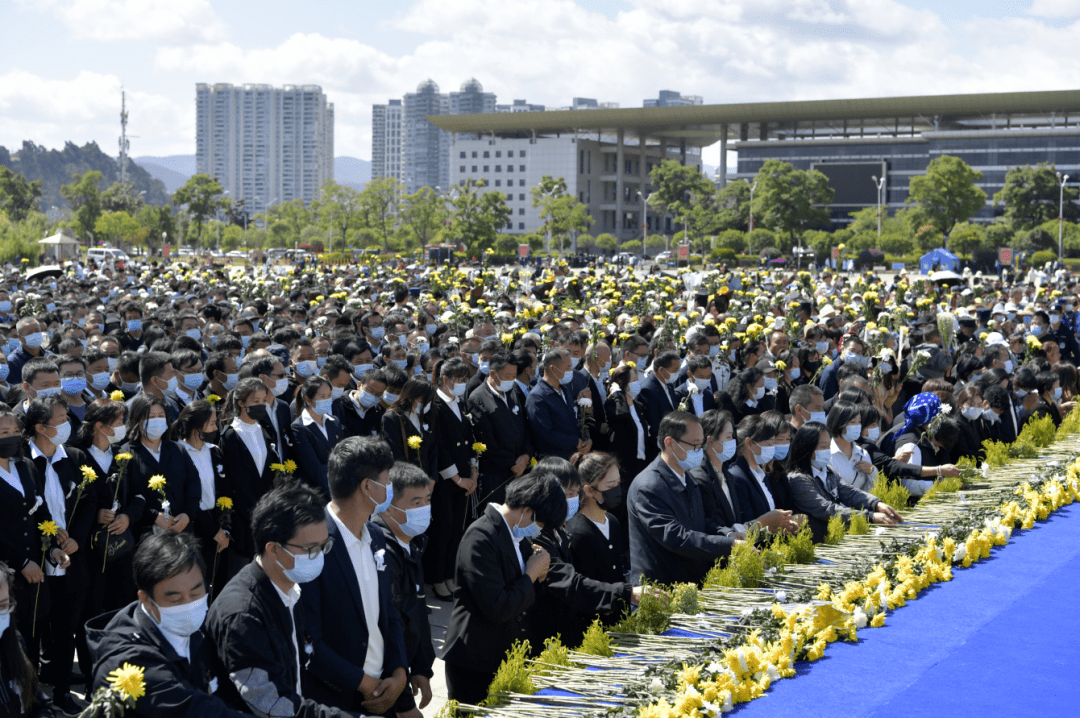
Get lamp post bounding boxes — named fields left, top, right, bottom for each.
left=872, top=175, right=886, bottom=238
left=749, top=181, right=758, bottom=233
left=636, top=190, right=654, bottom=261
left=1059, top=172, right=1070, bottom=261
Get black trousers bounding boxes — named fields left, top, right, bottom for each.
left=423, top=477, right=469, bottom=585
left=445, top=660, right=495, bottom=706
left=43, top=572, right=85, bottom=695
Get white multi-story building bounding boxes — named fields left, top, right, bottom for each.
left=371, top=99, right=404, bottom=184
left=449, top=135, right=698, bottom=241
left=195, top=83, right=334, bottom=215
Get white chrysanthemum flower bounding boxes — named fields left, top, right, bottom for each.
left=953, top=544, right=967, bottom=563
left=648, top=677, right=665, bottom=693
left=854, top=608, right=868, bottom=628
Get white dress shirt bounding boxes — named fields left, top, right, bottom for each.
left=88, top=444, right=113, bottom=476
left=232, top=417, right=267, bottom=475
left=179, top=439, right=217, bottom=511
left=327, top=506, right=384, bottom=677
left=829, top=438, right=877, bottom=493
left=0, top=459, right=22, bottom=496
left=747, top=461, right=775, bottom=511
left=31, top=442, right=68, bottom=576
left=260, top=560, right=304, bottom=696
left=300, top=408, right=328, bottom=439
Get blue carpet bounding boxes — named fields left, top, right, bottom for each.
left=735, top=502, right=1080, bottom=718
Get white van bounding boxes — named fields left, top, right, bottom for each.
left=87, top=247, right=130, bottom=264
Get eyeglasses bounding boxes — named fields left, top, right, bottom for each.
left=674, top=437, right=706, bottom=452
left=282, top=536, right=335, bottom=560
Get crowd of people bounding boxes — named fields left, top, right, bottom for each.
left=0, top=253, right=1074, bottom=716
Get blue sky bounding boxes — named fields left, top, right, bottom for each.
left=2, top=0, right=1079, bottom=165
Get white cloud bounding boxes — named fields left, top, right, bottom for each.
left=1028, top=0, right=1080, bottom=17
left=0, top=70, right=190, bottom=156
left=20, top=0, right=226, bottom=43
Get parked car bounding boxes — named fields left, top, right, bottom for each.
left=87, top=247, right=130, bottom=264
left=225, top=250, right=247, bottom=258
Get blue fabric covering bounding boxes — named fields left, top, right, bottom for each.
left=737, top=502, right=1080, bottom=717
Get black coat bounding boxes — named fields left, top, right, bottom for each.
left=205, top=561, right=352, bottom=718
left=86, top=601, right=247, bottom=718
left=727, top=456, right=781, bottom=526
left=332, top=393, right=384, bottom=439
left=638, top=374, right=677, bottom=460
left=382, top=410, right=438, bottom=481
left=466, top=381, right=533, bottom=483
left=686, top=459, right=741, bottom=531
left=219, top=424, right=279, bottom=558
left=564, top=511, right=626, bottom=588
left=300, top=510, right=408, bottom=712
left=260, top=398, right=295, bottom=463
left=119, top=440, right=201, bottom=538
left=441, top=504, right=536, bottom=674
left=626, top=456, right=733, bottom=585
left=185, top=444, right=233, bottom=550
left=604, top=389, right=649, bottom=483
left=524, top=526, right=632, bottom=649
left=0, top=457, right=46, bottom=575
left=30, top=445, right=96, bottom=586
left=433, top=394, right=475, bottom=479
left=290, top=414, right=345, bottom=497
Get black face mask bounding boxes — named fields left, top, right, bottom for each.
left=246, top=404, right=268, bottom=422
left=0, top=435, right=21, bottom=459
left=599, top=483, right=623, bottom=511
left=202, top=430, right=220, bottom=444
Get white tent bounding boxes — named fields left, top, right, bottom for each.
left=38, top=230, right=80, bottom=261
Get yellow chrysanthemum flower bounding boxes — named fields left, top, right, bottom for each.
left=472, top=442, right=487, bottom=454
left=80, top=465, right=98, bottom=482
left=110, top=390, right=126, bottom=401
left=284, top=460, right=298, bottom=474
left=216, top=496, right=233, bottom=510
left=207, top=394, right=222, bottom=404
left=116, top=452, right=133, bottom=462
left=108, top=662, right=146, bottom=701
left=38, top=520, right=59, bottom=537
left=269, top=463, right=286, bottom=473
left=148, top=475, right=166, bottom=492
left=407, top=436, right=422, bottom=450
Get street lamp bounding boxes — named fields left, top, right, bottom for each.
left=1059, top=172, right=1070, bottom=261
left=749, top=181, right=758, bottom=233
left=872, top=175, right=886, bottom=238
left=637, top=190, right=654, bottom=261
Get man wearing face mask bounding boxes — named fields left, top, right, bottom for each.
left=468, top=351, right=534, bottom=509
left=1045, top=302, right=1080, bottom=365
left=207, top=482, right=356, bottom=718
left=298, top=437, right=408, bottom=715
left=818, top=335, right=866, bottom=402
left=627, top=411, right=735, bottom=585
left=373, top=462, right=437, bottom=718
left=527, top=349, right=592, bottom=461
left=581, top=341, right=612, bottom=450
left=251, top=355, right=295, bottom=461
left=131, top=352, right=181, bottom=424
left=6, top=316, right=46, bottom=385
left=674, top=355, right=718, bottom=418
left=86, top=532, right=252, bottom=718
left=639, top=351, right=682, bottom=461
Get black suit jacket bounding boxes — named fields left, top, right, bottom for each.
left=433, top=394, right=475, bottom=479
left=441, top=504, right=536, bottom=674
left=382, top=410, right=439, bottom=481
left=0, top=457, right=46, bottom=575
left=466, top=381, right=533, bottom=479
left=638, top=374, right=677, bottom=459
left=686, top=459, right=740, bottom=531
left=219, top=424, right=279, bottom=557
left=727, top=455, right=780, bottom=525
left=120, top=440, right=201, bottom=538
left=260, top=398, right=294, bottom=463
left=673, top=381, right=719, bottom=417
left=332, top=393, right=384, bottom=439
left=290, top=414, right=345, bottom=497
left=187, top=444, right=233, bottom=547
left=604, top=390, right=650, bottom=480
left=301, top=509, right=407, bottom=712
left=564, top=511, right=626, bottom=587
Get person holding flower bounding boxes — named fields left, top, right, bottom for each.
left=122, top=395, right=201, bottom=541
left=381, top=377, right=438, bottom=480
left=86, top=532, right=251, bottom=718
left=25, top=394, right=95, bottom=711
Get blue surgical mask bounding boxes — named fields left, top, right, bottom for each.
left=0, top=364, right=9, bottom=382
left=24, top=332, right=43, bottom=349
left=392, top=359, right=408, bottom=371
left=331, top=386, right=345, bottom=400
left=143, top=417, right=169, bottom=440
left=478, top=361, right=490, bottom=375
left=150, top=594, right=208, bottom=638
left=6, top=338, right=19, bottom=354
left=277, top=547, right=325, bottom=584
left=511, top=514, right=540, bottom=540
left=394, top=503, right=432, bottom=537
left=677, top=447, right=704, bottom=472
left=358, top=390, right=382, bottom=409
left=62, top=377, right=86, bottom=396
left=559, top=367, right=574, bottom=385
left=809, top=410, right=827, bottom=424
left=1004, top=360, right=1014, bottom=374
left=426, top=323, right=437, bottom=335
left=865, top=426, right=881, bottom=442
left=182, top=373, right=203, bottom=391
left=0, top=611, right=9, bottom=636
left=354, top=363, right=374, bottom=378
left=811, top=449, right=831, bottom=469
left=627, top=380, right=642, bottom=398
left=313, top=398, right=333, bottom=415
left=815, top=341, right=829, bottom=354
left=716, top=439, right=737, bottom=463
left=370, top=327, right=386, bottom=340
left=370, top=480, right=394, bottom=515
left=635, top=356, right=647, bottom=372
left=316, top=356, right=328, bottom=368
left=127, top=319, right=142, bottom=332
left=772, top=442, right=790, bottom=460
left=296, top=360, right=318, bottom=378
left=185, top=328, right=202, bottom=342
left=788, top=367, right=801, bottom=380
left=36, top=386, right=62, bottom=398
left=1030, top=325, right=1043, bottom=337
left=764, top=377, right=778, bottom=391
left=755, top=444, right=775, bottom=464
left=843, top=424, right=862, bottom=442
left=565, top=495, right=579, bottom=523
left=1054, top=387, right=1063, bottom=400
left=0, top=301, right=10, bottom=313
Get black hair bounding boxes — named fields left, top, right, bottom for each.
left=786, top=421, right=827, bottom=474
left=571, top=452, right=618, bottom=488
left=21, top=357, right=59, bottom=387
left=826, top=400, right=861, bottom=439
left=75, top=398, right=127, bottom=449
left=251, top=481, right=327, bottom=556
left=534, top=456, right=581, bottom=491
left=737, top=414, right=776, bottom=451
left=294, top=375, right=331, bottom=415
left=699, top=409, right=734, bottom=441
left=652, top=349, right=681, bottom=373
left=0, top=561, right=38, bottom=712
left=489, top=349, right=514, bottom=374
left=761, top=409, right=793, bottom=441
left=437, top=356, right=470, bottom=383
left=789, top=383, right=824, bottom=413
left=221, top=377, right=267, bottom=425
left=133, top=531, right=207, bottom=597
left=504, top=473, right=567, bottom=527
left=389, top=377, right=435, bottom=416
left=327, top=436, right=395, bottom=500
left=24, top=395, right=68, bottom=443
left=388, top=460, right=433, bottom=497
left=657, top=410, right=699, bottom=448
left=170, top=348, right=202, bottom=373
left=1036, top=370, right=1060, bottom=397
left=139, top=351, right=172, bottom=386
left=724, top=367, right=764, bottom=405
left=126, top=393, right=168, bottom=444
left=169, top=399, right=217, bottom=443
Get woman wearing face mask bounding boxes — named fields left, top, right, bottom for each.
left=427, top=358, right=478, bottom=601
left=796, top=344, right=822, bottom=386
left=853, top=404, right=958, bottom=485
left=718, top=367, right=766, bottom=426
left=1031, top=370, right=1064, bottom=427
left=871, top=350, right=900, bottom=425
left=566, top=452, right=629, bottom=614
left=382, top=377, right=438, bottom=481
left=290, top=376, right=345, bottom=498
left=952, top=386, right=989, bottom=462
left=524, top=457, right=644, bottom=652
left=122, top=394, right=200, bottom=543
left=773, top=350, right=800, bottom=415
left=786, top=422, right=903, bottom=543
left=603, top=363, right=649, bottom=536
left=171, top=400, right=232, bottom=596
left=826, top=401, right=877, bottom=493
left=220, top=378, right=279, bottom=562
left=24, top=395, right=95, bottom=710
left=761, top=411, right=796, bottom=511
left=0, top=562, right=53, bottom=717
left=726, top=414, right=787, bottom=526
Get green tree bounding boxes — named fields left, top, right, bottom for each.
left=802, top=229, right=833, bottom=259
left=60, top=170, right=104, bottom=240
left=648, top=160, right=719, bottom=263
left=715, top=229, right=747, bottom=254
left=878, top=233, right=914, bottom=256
left=985, top=221, right=1015, bottom=251
left=358, top=177, right=404, bottom=250
left=747, top=228, right=777, bottom=253
left=715, top=179, right=752, bottom=231
left=993, top=163, right=1078, bottom=231
left=621, top=240, right=642, bottom=253
left=264, top=199, right=311, bottom=249
left=400, top=186, right=446, bottom=251
left=135, top=204, right=176, bottom=255
left=0, top=166, right=42, bottom=222
left=100, top=181, right=146, bottom=214
left=445, top=180, right=512, bottom=254
left=172, top=174, right=224, bottom=247
left=494, top=234, right=519, bottom=255
left=751, top=160, right=833, bottom=248
left=316, top=181, right=365, bottom=251
left=595, top=233, right=618, bottom=254
left=948, top=222, right=985, bottom=256
left=645, top=234, right=667, bottom=253
left=529, top=176, right=594, bottom=254
left=905, top=155, right=987, bottom=244
left=94, top=210, right=141, bottom=246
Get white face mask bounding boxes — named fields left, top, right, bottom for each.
left=753, top=386, right=765, bottom=401
left=755, top=443, right=775, bottom=464
left=865, top=426, right=881, bottom=442
left=693, top=377, right=712, bottom=391
left=450, top=382, right=467, bottom=398
left=843, top=424, right=862, bottom=442
left=763, top=377, right=778, bottom=391
left=811, top=448, right=831, bottom=469
left=716, top=438, right=737, bottom=463
left=961, top=406, right=982, bottom=420
left=149, top=594, right=208, bottom=638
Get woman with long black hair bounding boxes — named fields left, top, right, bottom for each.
left=718, top=367, right=766, bottom=426
left=785, top=422, right=902, bottom=543
left=290, top=375, right=345, bottom=497
left=382, top=377, right=438, bottom=479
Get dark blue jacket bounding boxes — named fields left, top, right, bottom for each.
left=627, top=456, right=734, bottom=585
left=6, top=345, right=45, bottom=385
left=300, top=509, right=408, bottom=712
left=673, top=381, right=718, bottom=417
left=526, top=379, right=580, bottom=460
left=727, top=455, right=781, bottom=525
left=290, top=413, right=345, bottom=497
left=638, top=374, right=677, bottom=459
left=818, top=357, right=844, bottom=401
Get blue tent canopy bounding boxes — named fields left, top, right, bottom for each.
left=919, top=248, right=960, bottom=274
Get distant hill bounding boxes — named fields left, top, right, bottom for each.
left=0, top=141, right=170, bottom=211
left=133, top=154, right=372, bottom=194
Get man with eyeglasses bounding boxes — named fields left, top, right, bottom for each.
left=206, top=481, right=358, bottom=718
left=627, top=411, right=736, bottom=585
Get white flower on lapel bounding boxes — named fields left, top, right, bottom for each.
left=374, top=548, right=386, bottom=571
left=512, top=405, right=519, bottom=415
left=577, top=397, right=593, bottom=408
left=423, top=424, right=429, bottom=432
left=29, top=495, right=43, bottom=515
left=208, top=677, right=219, bottom=694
